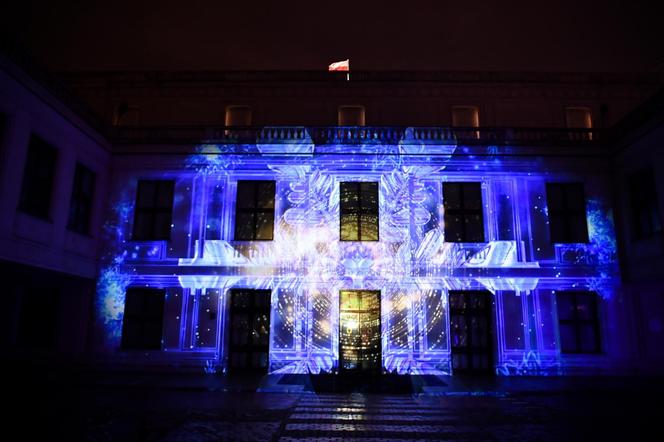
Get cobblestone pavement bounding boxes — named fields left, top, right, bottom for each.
left=9, top=375, right=664, bottom=441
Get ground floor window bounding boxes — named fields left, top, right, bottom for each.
left=556, top=291, right=601, bottom=353
left=449, top=290, right=494, bottom=374
left=121, top=288, right=165, bottom=350
left=18, top=288, right=59, bottom=350
left=228, top=289, right=271, bottom=373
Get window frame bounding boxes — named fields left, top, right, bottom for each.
left=339, top=181, right=380, bottom=242
left=442, top=181, right=485, bottom=243
left=556, top=291, right=602, bottom=354
left=545, top=182, right=589, bottom=244
left=628, top=167, right=662, bottom=240
left=17, top=134, right=58, bottom=220
left=121, top=287, right=166, bottom=351
left=131, top=179, right=175, bottom=241
left=67, top=162, right=96, bottom=235
left=233, top=180, right=276, bottom=241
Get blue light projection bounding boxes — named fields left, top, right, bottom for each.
left=95, top=129, right=620, bottom=375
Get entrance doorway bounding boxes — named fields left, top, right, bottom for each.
left=339, top=290, right=381, bottom=372
left=228, top=289, right=271, bottom=373
left=449, top=290, right=494, bottom=374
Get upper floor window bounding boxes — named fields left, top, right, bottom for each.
left=132, top=180, right=174, bottom=240
left=112, top=103, right=140, bottom=127
left=556, top=291, right=601, bottom=354
left=546, top=183, right=588, bottom=243
left=234, top=180, right=275, bottom=240
left=225, top=105, right=252, bottom=127
left=67, top=163, right=96, bottom=235
left=338, top=105, right=366, bottom=126
left=452, top=105, right=480, bottom=140
left=18, top=135, right=57, bottom=220
left=340, top=182, right=379, bottom=241
left=443, top=182, right=484, bottom=242
left=121, top=288, right=165, bottom=350
left=628, top=167, right=662, bottom=240
left=565, top=106, right=593, bottom=140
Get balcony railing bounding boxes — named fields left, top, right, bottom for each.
left=111, top=125, right=603, bottom=146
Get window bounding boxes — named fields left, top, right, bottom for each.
left=443, top=182, right=484, bottom=242
left=121, top=288, right=165, bottom=350
left=565, top=107, right=592, bottom=140
left=338, top=105, right=366, bottom=126
left=67, top=163, right=96, bottom=235
left=17, top=288, right=59, bottom=350
left=556, top=291, right=601, bottom=353
left=225, top=105, right=252, bottom=127
left=452, top=106, right=480, bottom=139
left=628, top=168, right=662, bottom=239
left=565, top=107, right=592, bottom=129
left=340, top=182, right=379, bottom=241
left=132, top=180, right=174, bottom=240
left=546, top=183, right=589, bottom=243
left=112, top=103, right=140, bottom=127
left=234, top=180, right=275, bottom=240
left=18, top=135, right=57, bottom=219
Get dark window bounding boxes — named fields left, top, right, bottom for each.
left=18, top=135, right=57, bottom=219
left=340, top=182, right=379, bottom=241
left=228, top=289, right=271, bottom=373
left=546, top=183, right=589, bottom=243
left=234, top=180, right=275, bottom=240
left=449, top=291, right=493, bottom=374
left=121, top=288, right=165, bottom=350
left=67, top=163, right=96, bottom=235
left=556, top=291, right=601, bottom=353
left=132, top=180, right=174, bottom=240
left=443, top=182, right=484, bottom=242
left=17, top=288, right=59, bottom=350
left=628, top=168, right=662, bottom=240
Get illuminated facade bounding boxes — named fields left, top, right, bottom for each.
left=96, top=127, right=624, bottom=376
left=3, top=58, right=663, bottom=377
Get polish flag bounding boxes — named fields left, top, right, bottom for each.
left=328, top=59, right=350, bottom=71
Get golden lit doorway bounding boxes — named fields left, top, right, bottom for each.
left=339, top=290, right=381, bottom=372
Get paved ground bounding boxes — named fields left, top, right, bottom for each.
left=6, top=368, right=664, bottom=441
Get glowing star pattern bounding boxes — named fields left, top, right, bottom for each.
left=95, top=133, right=620, bottom=375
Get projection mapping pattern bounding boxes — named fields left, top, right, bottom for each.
left=96, top=132, right=619, bottom=375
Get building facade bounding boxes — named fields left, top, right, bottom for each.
left=2, top=54, right=663, bottom=376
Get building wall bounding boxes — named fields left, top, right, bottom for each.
left=0, top=57, right=111, bottom=355
left=61, top=71, right=661, bottom=128
left=94, top=137, right=629, bottom=375
left=614, top=112, right=664, bottom=372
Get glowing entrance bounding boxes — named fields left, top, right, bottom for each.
left=339, top=290, right=381, bottom=372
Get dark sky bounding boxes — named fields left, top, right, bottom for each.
left=2, top=0, right=663, bottom=72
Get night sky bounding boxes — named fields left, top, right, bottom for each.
left=2, top=0, right=663, bottom=72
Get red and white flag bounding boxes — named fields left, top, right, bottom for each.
left=328, top=59, right=350, bottom=71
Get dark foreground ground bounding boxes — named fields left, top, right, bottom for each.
left=5, top=366, right=664, bottom=441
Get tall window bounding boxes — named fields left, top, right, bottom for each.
left=18, top=135, right=57, bottom=220
left=443, top=182, right=484, bottom=242
left=338, top=105, right=366, bottom=126
left=225, top=105, right=252, bottom=127
left=452, top=106, right=480, bottom=139
left=556, top=291, right=601, bottom=353
left=18, top=288, right=59, bottom=350
left=565, top=107, right=593, bottom=140
left=234, top=180, right=275, bottom=240
left=340, top=182, right=379, bottom=241
left=121, top=288, right=165, bottom=350
left=546, top=183, right=588, bottom=243
left=628, top=168, right=662, bottom=240
left=132, top=180, right=174, bottom=240
left=112, top=103, right=140, bottom=127
left=67, top=163, right=96, bottom=235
